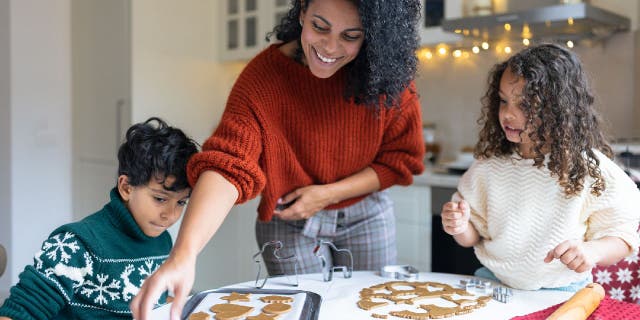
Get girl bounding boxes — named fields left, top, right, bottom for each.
left=441, top=44, right=640, bottom=291
left=131, top=0, right=425, bottom=318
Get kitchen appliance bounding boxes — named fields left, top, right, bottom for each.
left=442, top=1, right=630, bottom=43
left=612, top=139, right=640, bottom=188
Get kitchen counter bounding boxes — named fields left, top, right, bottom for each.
left=414, top=166, right=461, bottom=188
left=151, top=271, right=573, bottom=320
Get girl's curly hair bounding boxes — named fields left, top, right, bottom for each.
left=267, top=0, right=421, bottom=109
left=475, top=44, right=613, bottom=197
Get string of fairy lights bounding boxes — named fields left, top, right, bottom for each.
left=417, top=20, right=580, bottom=61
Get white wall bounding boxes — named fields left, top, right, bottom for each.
left=131, top=0, right=244, bottom=144
left=0, top=0, right=12, bottom=300
left=0, top=0, right=73, bottom=299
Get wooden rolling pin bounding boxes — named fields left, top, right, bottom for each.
left=546, top=283, right=605, bottom=320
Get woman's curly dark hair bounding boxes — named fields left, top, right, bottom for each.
left=267, top=0, right=421, bottom=109
left=475, top=44, right=613, bottom=197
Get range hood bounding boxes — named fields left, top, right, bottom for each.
left=441, top=3, right=630, bottom=42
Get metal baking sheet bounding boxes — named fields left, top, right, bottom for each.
left=180, top=288, right=321, bottom=320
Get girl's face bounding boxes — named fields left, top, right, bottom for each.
left=299, top=0, right=364, bottom=78
left=498, top=67, right=535, bottom=158
left=118, top=175, right=190, bottom=237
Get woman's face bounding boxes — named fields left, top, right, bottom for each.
left=299, top=0, right=364, bottom=78
left=498, top=67, right=535, bottom=158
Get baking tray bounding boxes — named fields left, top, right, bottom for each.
left=180, top=288, right=321, bottom=320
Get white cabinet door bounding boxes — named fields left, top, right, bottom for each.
left=389, top=185, right=432, bottom=272
left=71, top=0, right=131, bottom=219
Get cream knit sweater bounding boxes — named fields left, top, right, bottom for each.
left=454, top=150, right=640, bottom=290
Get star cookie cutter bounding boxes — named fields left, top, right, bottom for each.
left=252, top=240, right=299, bottom=289
left=459, top=278, right=493, bottom=295
left=313, top=239, right=353, bottom=282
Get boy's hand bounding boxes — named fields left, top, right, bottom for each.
left=441, top=200, right=471, bottom=235
left=544, top=239, right=596, bottom=273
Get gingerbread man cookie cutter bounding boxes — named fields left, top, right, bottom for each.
left=313, top=239, right=353, bottom=282
left=253, top=240, right=299, bottom=289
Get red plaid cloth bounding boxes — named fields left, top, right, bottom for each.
left=511, top=296, right=640, bottom=319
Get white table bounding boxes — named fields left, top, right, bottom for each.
left=151, top=271, right=573, bottom=319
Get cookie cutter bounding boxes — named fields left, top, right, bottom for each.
left=459, top=278, right=493, bottom=295
left=313, top=239, right=353, bottom=282
left=380, top=265, right=419, bottom=280
left=252, top=240, right=299, bottom=289
left=492, top=286, right=513, bottom=303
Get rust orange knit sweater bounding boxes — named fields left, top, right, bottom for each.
left=187, top=44, right=425, bottom=221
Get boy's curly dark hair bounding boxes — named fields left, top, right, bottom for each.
left=117, top=117, right=199, bottom=191
left=475, top=44, right=613, bottom=197
left=267, top=0, right=421, bottom=109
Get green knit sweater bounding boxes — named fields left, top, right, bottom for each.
left=0, top=188, right=172, bottom=319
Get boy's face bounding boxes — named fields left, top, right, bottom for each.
left=118, top=175, right=190, bottom=237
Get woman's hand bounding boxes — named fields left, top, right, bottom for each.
left=273, top=185, right=337, bottom=220
left=544, top=240, right=596, bottom=273
left=130, top=253, right=196, bottom=320
left=441, top=200, right=471, bottom=235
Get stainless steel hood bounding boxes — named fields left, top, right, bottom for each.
left=441, top=3, right=630, bottom=42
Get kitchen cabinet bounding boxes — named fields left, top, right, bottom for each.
left=71, top=0, right=132, bottom=219
left=389, top=185, right=432, bottom=272
left=218, top=0, right=289, bottom=61
left=419, top=0, right=462, bottom=45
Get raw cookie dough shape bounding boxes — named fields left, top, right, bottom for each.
left=388, top=310, right=430, bottom=320
left=209, top=303, right=254, bottom=320
left=259, top=295, right=294, bottom=303
left=420, top=304, right=465, bottom=319
left=371, top=313, right=388, bottom=319
left=188, top=311, right=211, bottom=320
left=262, top=302, right=292, bottom=315
left=357, top=299, right=389, bottom=310
left=246, top=313, right=277, bottom=320
left=219, top=292, right=251, bottom=303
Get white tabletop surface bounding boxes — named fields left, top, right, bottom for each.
left=151, top=271, right=573, bottom=320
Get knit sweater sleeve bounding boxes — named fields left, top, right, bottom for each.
left=370, top=84, right=425, bottom=189
left=452, top=161, right=490, bottom=239
left=186, top=82, right=266, bottom=204
left=584, top=153, right=640, bottom=251
left=0, top=232, right=93, bottom=320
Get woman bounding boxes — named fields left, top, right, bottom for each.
left=131, top=0, right=424, bottom=318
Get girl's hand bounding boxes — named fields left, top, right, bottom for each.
left=441, top=200, right=471, bottom=235
left=273, top=185, right=336, bottom=220
left=544, top=240, right=597, bottom=273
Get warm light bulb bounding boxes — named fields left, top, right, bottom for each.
left=425, top=51, right=433, bottom=59
left=472, top=46, right=480, bottom=54
left=504, top=23, right=511, bottom=31
left=568, top=17, right=574, bottom=25
left=504, top=46, right=512, bottom=54
left=453, top=50, right=462, bottom=58
left=566, top=40, right=574, bottom=48
left=481, top=42, right=490, bottom=50
left=438, top=47, right=447, bottom=56
left=522, top=38, right=530, bottom=46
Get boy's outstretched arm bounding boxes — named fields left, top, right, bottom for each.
left=441, top=200, right=480, bottom=247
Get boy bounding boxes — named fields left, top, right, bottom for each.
left=0, top=117, right=198, bottom=319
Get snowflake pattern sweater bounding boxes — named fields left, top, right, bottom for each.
left=454, top=150, right=640, bottom=290
left=0, top=188, right=172, bottom=319
left=187, top=44, right=425, bottom=221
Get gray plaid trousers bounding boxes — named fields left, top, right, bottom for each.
left=255, top=190, right=397, bottom=276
